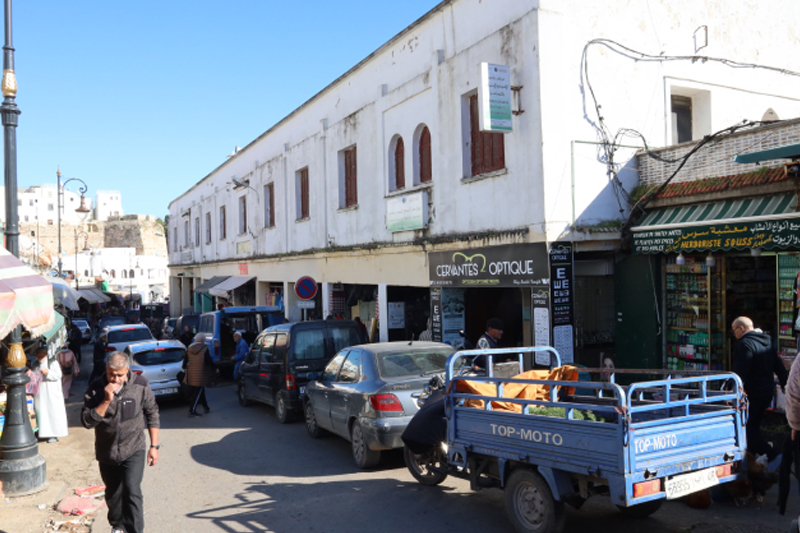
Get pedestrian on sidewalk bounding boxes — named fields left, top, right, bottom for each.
left=69, top=322, right=83, bottom=364
left=89, top=333, right=108, bottom=385
left=81, top=351, right=160, bottom=533
left=57, top=344, right=80, bottom=399
left=232, top=331, right=248, bottom=381
left=185, top=333, right=215, bottom=417
left=32, top=346, right=69, bottom=443
left=732, top=316, right=788, bottom=461
left=779, top=352, right=800, bottom=514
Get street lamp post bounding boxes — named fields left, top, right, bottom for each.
left=0, top=0, right=47, bottom=497
left=74, top=229, right=88, bottom=290
left=56, top=169, right=90, bottom=277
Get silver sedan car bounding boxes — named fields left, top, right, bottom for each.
left=124, top=339, right=187, bottom=401
left=303, top=341, right=454, bottom=469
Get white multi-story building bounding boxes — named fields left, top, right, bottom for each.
left=14, top=185, right=93, bottom=226
left=94, top=190, right=124, bottom=222
left=168, top=0, right=800, bottom=363
left=64, top=247, right=169, bottom=305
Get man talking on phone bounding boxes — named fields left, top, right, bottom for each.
left=82, top=352, right=160, bottom=533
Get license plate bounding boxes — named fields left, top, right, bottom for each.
left=665, top=467, right=719, bottom=499
left=300, top=387, right=306, bottom=396
left=153, top=388, right=178, bottom=396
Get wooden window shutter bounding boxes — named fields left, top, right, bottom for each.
left=300, top=168, right=309, bottom=219
left=419, top=127, right=432, bottom=183
left=469, top=93, right=505, bottom=176
left=345, top=146, right=357, bottom=207
left=268, top=183, right=275, bottom=227
left=395, top=137, right=405, bottom=189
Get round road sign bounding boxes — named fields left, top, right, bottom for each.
left=295, top=276, right=318, bottom=300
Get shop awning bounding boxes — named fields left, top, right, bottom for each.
left=631, top=193, right=800, bottom=253
left=208, top=276, right=254, bottom=298
left=78, top=287, right=111, bottom=304
left=0, top=246, right=55, bottom=339
left=47, top=277, right=81, bottom=311
left=194, top=276, right=230, bottom=294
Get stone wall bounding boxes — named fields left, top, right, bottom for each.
left=20, top=214, right=168, bottom=258
left=637, top=119, right=800, bottom=185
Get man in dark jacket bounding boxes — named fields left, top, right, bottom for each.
left=82, top=352, right=160, bottom=533
left=473, top=318, right=504, bottom=369
left=732, top=316, right=788, bottom=460
left=89, top=333, right=108, bottom=385
left=68, top=323, right=83, bottom=363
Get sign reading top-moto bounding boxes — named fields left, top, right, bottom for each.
left=428, top=243, right=549, bottom=288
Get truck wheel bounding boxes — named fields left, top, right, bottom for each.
left=304, top=400, right=326, bottom=439
left=616, top=499, right=663, bottom=518
left=351, top=421, right=381, bottom=469
left=404, top=446, right=448, bottom=486
left=505, top=468, right=565, bottom=533
left=275, top=393, right=293, bottom=424
left=237, top=383, right=252, bottom=407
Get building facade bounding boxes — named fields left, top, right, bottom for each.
left=168, top=0, right=800, bottom=365
left=94, top=190, right=124, bottom=222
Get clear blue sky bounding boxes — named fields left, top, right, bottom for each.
left=9, top=0, right=441, bottom=219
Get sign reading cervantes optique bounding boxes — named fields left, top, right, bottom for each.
left=428, top=243, right=549, bottom=288
left=632, top=219, right=800, bottom=254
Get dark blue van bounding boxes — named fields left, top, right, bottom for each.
left=197, top=306, right=284, bottom=366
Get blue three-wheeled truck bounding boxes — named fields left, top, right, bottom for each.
left=404, top=347, right=748, bottom=533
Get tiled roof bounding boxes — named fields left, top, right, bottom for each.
left=652, top=166, right=786, bottom=199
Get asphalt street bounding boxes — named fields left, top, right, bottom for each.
left=65, top=342, right=800, bottom=533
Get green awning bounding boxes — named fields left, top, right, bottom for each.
left=734, top=144, right=800, bottom=164
left=631, top=194, right=800, bottom=253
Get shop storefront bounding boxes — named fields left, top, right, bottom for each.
left=427, top=242, right=579, bottom=364
left=631, top=193, right=800, bottom=371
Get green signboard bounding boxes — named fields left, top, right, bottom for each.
left=632, top=218, right=800, bottom=254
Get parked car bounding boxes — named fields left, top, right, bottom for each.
left=104, top=324, right=156, bottom=355
left=198, top=306, right=284, bottom=367
left=124, top=339, right=187, bottom=401
left=97, top=315, right=126, bottom=333
left=237, top=320, right=367, bottom=423
left=163, top=317, right=178, bottom=339
left=174, top=314, right=201, bottom=342
left=303, top=341, right=454, bottom=468
left=73, top=319, right=92, bottom=343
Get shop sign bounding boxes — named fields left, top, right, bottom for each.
left=386, top=191, right=429, bottom=232
left=430, top=287, right=443, bottom=342
left=478, top=62, right=512, bottom=133
left=441, top=288, right=466, bottom=347
left=632, top=218, right=800, bottom=254
left=549, top=242, right=575, bottom=364
left=297, top=300, right=315, bottom=309
left=239, top=263, right=248, bottom=275
left=428, top=243, right=549, bottom=288
left=237, top=241, right=251, bottom=254
left=388, top=302, right=405, bottom=329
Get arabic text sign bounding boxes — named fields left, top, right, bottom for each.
left=632, top=218, right=800, bottom=253
left=478, top=62, right=512, bottom=133
left=387, top=191, right=429, bottom=232
left=428, top=243, right=549, bottom=288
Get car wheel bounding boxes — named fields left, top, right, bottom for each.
left=275, top=393, right=293, bottom=424
left=304, top=400, right=326, bottom=439
left=237, top=382, right=252, bottom=407
left=404, top=445, right=448, bottom=486
left=350, top=421, right=380, bottom=469
left=505, top=468, right=565, bottom=533
left=616, top=499, right=663, bottom=518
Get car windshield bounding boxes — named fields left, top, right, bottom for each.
left=167, top=319, right=177, bottom=327
left=132, top=347, right=185, bottom=365
left=102, top=318, right=126, bottom=327
left=108, top=328, right=153, bottom=344
left=74, top=321, right=89, bottom=328
left=376, top=348, right=453, bottom=378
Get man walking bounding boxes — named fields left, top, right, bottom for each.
left=731, top=316, right=787, bottom=461
left=82, top=352, right=160, bottom=533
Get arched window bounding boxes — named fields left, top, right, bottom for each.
left=419, top=127, right=431, bottom=183
left=130, top=269, right=135, bottom=279
left=394, top=137, right=405, bottom=190
left=111, top=269, right=116, bottom=278
left=121, top=270, right=127, bottom=279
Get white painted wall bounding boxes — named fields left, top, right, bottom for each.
left=169, top=0, right=800, bottom=272
left=94, top=190, right=124, bottom=222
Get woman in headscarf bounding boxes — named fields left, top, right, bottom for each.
left=32, top=346, right=68, bottom=443
left=56, top=344, right=80, bottom=399
left=184, top=332, right=215, bottom=417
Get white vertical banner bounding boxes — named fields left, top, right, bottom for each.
left=478, top=62, right=513, bottom=133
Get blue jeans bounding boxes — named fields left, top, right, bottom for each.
left=99, top=449, right=146, bottom=533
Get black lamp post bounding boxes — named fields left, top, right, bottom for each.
left=0, top=0, right=47, bottom=497
left=56, top=169, right=90, bottom=277
left=74, top=229, right=89, bottom=290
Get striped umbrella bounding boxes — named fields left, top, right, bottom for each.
left=0, top=246, right=55, bottom=340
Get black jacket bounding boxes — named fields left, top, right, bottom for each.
left=732, top=330, right=788, bottom=398
left=81, top=371, right=160, bottom=464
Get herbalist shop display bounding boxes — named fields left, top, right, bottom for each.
left=664, top=256, right=724, bottom=370
left=778, top=253, right=799, bottom=364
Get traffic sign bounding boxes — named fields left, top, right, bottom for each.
left=295, top=276, right=318, bottom=300
left=297, top=300, right=316, bottom=309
